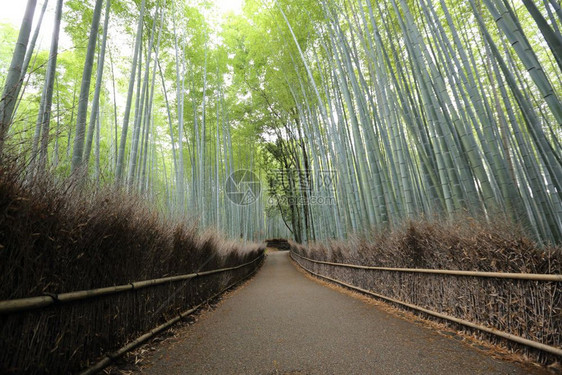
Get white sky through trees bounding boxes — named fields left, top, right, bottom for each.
left=0, top=0, right=243, bottom=49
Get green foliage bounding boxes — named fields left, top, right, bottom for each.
left=0, top=23, right=18, bottom=83
left=2, top=0, right=562, bottom=243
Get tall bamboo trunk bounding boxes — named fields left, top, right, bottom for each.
left=0, top=0, right=37, bottom=151
left=71, top=0, right=104, bottom=172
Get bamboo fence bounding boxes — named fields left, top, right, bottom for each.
left=0, top=253, right=264, bottom=374
left=0, top=255, right=263, bottom=314
left=291, top=251, right=562, bottom=362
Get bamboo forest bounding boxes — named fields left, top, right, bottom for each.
left=1, top=0, right=561, bottom=244
left=1, top=0, right=562, bottom=373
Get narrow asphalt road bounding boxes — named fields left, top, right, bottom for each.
left=140, top=251, right=545, bottom=375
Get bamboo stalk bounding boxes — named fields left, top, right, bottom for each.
left=0, top=255, right=264, bottom=314
left=291, top=252, right=562, bottom=281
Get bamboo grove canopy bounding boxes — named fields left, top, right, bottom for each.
left=0, top=0, right=561, bottom=243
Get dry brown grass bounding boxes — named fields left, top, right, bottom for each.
left=0, top=158, right=265, bottom=374
left=296, top=217, right=561, bottom=273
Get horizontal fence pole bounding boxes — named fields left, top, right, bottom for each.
left=291, top=253, right=562, bottom=358
left=291, top=252, right=562, bottom=281
left=0, top=254, right=264, bottom=314
left=79, top=256, right=264, bottom=375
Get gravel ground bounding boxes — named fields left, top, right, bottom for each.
left=138, top=251, right=548, bottom=375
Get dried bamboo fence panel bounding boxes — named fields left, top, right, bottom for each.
left=291, top=250, right=561, bottom=364
left=0, top=254, right=264, bottom=374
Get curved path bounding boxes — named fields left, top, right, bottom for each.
left=140, top=251, right=545, bottom=375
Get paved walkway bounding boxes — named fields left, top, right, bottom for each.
left=140, top=251, right=545, bottom=375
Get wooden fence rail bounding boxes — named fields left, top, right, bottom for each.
left=79, top=257, right=263, bottom=375
left=0, top=255, right=264, bottom=314
left=291, top=252, right=562, bottom=281
left=291, top=251, right=562, bottom=358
